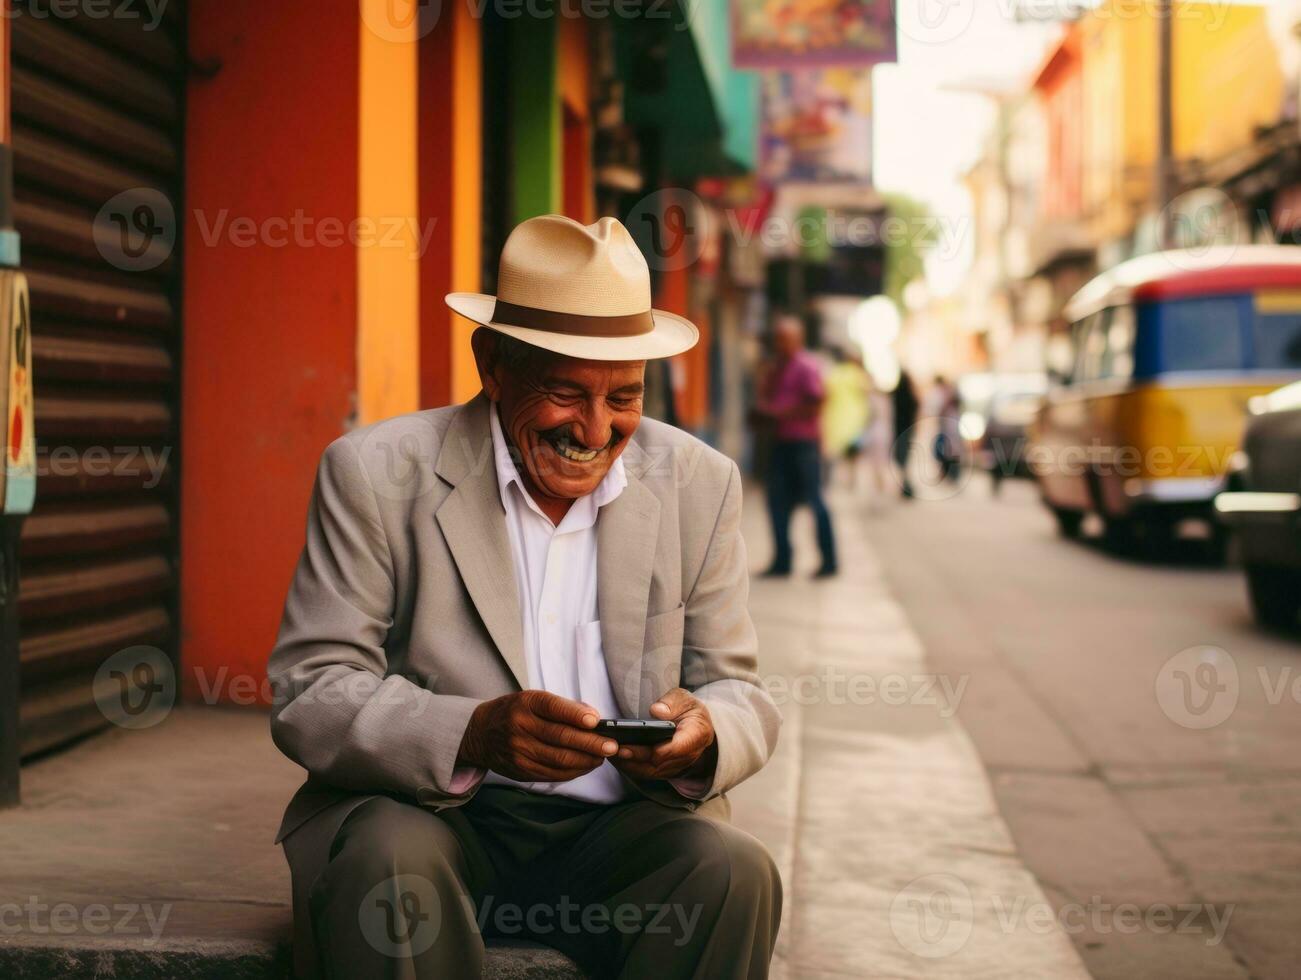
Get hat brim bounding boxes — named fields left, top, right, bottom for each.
left=445, top=292, right=699, bottom=361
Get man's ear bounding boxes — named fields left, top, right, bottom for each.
left=470, top=328, right=502, bottom=401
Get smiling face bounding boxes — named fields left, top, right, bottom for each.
left=473, top=330, right=646, bottom=520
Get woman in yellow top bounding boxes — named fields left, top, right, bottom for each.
left=821, top=346, right=872, bottom=489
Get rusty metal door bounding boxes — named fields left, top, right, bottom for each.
left=9, top=2, right=185, bottom=756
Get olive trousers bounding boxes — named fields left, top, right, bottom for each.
left=287, top=786, right=782, bottom=979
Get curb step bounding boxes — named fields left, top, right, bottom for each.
left=0, top=937, right=583, bottom=979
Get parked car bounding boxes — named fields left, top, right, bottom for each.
left=1030, top=246, right=1301, bottom=549
left=981, top=380, right=1048, bottom=490
left=954, top=373, right=1047, bottom=484
left=1215, top=381, right=1301, bottom=630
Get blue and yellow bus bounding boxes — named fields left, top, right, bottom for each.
left=1031, top=246, right=1301, bottom=547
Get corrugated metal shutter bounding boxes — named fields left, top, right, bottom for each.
left=10, top=2, right=185, bottom=756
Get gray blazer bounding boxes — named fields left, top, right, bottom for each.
left=268, top=393, right=782, bottom=846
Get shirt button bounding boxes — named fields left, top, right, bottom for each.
left=546, top=613, right=556, bottom=625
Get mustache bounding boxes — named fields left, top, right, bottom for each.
left=537, top=424, right=623, bottom=452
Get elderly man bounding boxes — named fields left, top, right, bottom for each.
left=269, top=215, right=782, bottom=979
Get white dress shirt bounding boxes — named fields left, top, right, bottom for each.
left=481, top=405, right=629, bottom=803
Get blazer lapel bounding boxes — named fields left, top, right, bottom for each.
left=434, top=396, right=529, bottom=690
left=597, top=454, right=661, bottom=717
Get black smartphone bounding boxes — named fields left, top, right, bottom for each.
left=595, top=719, right=676, bottom=745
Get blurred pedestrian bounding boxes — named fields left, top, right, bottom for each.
left=821, top=346, right=871, bottom=490
left=931, top=375, right=962, bottom=483
left=892, top=369, right=919, bottom=499
left=755, top=315, right=838, bottom=578
left=864, top=377, right=893, bottom=505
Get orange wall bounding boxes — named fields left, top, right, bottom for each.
left=656, top=259, right=712, bottom=431
left=182, top=2, right=360, bottom=702
left=1036, top=27, right=1083, bottom=220
left=419, top=7, right=482, bottom=408
left=358, top=1, right=421, bottom=423
left=558, top=17, right=593, bottom=224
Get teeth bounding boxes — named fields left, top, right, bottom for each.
left=553, top=437, right=599, bottom=463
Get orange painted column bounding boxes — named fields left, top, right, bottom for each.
left=182, top=0, right=421, bottom=703
left=654, top=260, right=697, bottom=426
left=358, top=0, right=421, bottom=424
left=558, top=18, right=593, bottom=225
left=419, top=5, right=482, bottom=408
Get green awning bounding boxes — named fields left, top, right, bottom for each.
left=614, top=0, right=758, bottom=180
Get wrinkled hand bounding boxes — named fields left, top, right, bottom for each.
left=612, top=688, right=717, bottom=783
left=458, top=691, right=619, bottom=782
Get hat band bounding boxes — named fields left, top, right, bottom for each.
left=492, top=299, right=654, bottom=338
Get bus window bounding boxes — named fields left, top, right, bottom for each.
left=1104, top=305, right=1135, bottom=380
left=1074, top=312, right=1107, bottom=382
left=1253, top=313, right=1301, bottom=368
left=1159, top=297, right=1245, bottom=372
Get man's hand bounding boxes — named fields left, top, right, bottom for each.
left=612, top=688, right=717, bottom=783
left=457, top=691, right=619, bottom=782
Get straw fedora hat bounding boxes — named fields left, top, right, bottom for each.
left=445, top=214, right=699, bottom=361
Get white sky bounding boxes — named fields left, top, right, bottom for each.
left=873, top=1, right=1062, bottom=295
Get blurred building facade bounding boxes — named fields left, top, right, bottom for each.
left=2, top=0, right=761, bottom=757
left=945, top=0, right=1294, bottom=379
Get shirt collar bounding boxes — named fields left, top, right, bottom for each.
left=489, top=403, right=627, bottom=526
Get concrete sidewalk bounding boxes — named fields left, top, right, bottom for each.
left=736, top=487, right=1088, bottom=979
left=0, top=489, right=1089, bottom=978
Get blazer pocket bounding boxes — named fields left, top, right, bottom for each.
left=643, top=602, right=685, bottom=656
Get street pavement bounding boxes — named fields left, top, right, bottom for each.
left=0, top=482, right=1090, bottom=979
left=858, top=468, right=1301, bottom=980
left=736, top=487, right=1087, bottom=979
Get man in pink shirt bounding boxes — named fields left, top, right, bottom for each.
left=754, top=315, right=838, bottom=577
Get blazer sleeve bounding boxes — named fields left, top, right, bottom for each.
left=267, top=437, right=480, bottom=807
left=680, top=460, right=782, bottom=799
